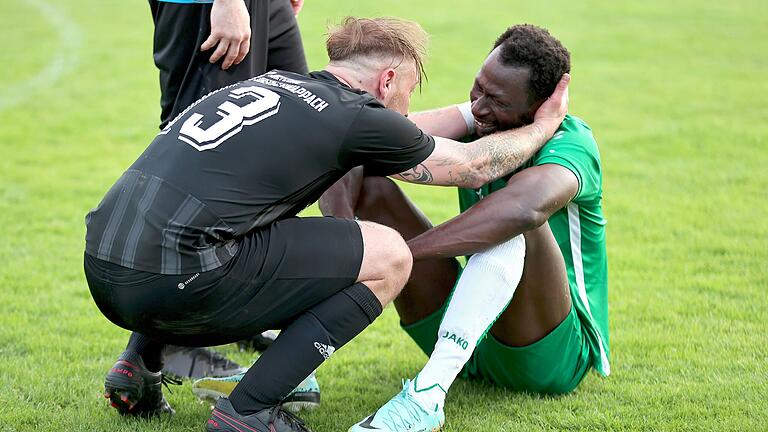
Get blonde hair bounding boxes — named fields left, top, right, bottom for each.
left=326, top=17, right=428, bottom=84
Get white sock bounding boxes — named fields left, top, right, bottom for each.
left=410, top=235, right=526, bottom=411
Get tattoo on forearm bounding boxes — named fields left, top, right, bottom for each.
left=398, top=163, right=434, bottom=183
left=465, top=123, right=548, bottom=184
left=397, top=123, right=549, bottom=187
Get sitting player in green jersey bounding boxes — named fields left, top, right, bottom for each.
left=320, top=24, right=609, bottom=431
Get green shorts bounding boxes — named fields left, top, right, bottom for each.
left=402, top=300, right=592, bottom=395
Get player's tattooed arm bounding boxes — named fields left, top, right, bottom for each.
left=393, top=74, right=570, bottom=188
left=397, top=163, right=434, bottom=183
left=393, top=122, right=550, bottom=188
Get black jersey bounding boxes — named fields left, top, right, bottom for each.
left=85, top=70, right=435, bottom=274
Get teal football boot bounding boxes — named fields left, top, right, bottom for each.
left=349, top=379, right=444, bottom=432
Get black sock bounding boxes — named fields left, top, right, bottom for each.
left=229, top=282, right=383, bottom=415
left=126, top=332, right=165, bottom=372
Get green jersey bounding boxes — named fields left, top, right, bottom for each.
left=458, top=114, right=610, bottom=376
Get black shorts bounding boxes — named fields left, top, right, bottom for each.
left=149, top=0, right=308, bottom=128
left=85, top=217, right=363, bottom=346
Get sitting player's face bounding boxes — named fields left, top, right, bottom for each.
left=470, top=47, right=536, bottom=136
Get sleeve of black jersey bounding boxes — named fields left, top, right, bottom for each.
left=340, top=103, right=436, bottom=176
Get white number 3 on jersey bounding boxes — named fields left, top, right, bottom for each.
left=178, top=87, right=281, bottom=151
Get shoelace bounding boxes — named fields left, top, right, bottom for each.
left=161, top=374, right=183, bottom=393
left=268, top=404, right=311, bottom=431
left=379, top=385, right=427, bottom=431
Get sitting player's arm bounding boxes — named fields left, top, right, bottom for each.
left=392, top=74, right=570, bottom=189
left=407, top=103, right=474, bottom=140
left=407, top=164, right=579, bottom=260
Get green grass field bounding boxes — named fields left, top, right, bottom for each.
left=1, top=0, right=767, bottom=430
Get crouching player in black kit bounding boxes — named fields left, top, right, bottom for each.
left=83, top=17, right=570, bottom=432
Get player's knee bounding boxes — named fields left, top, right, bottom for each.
left=390, top=233, right=413, bottom=287
left=379, top=224, right=412, bottom=286
left=359, top=221, right=412, bottom=302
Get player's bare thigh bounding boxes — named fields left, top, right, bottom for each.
left=354, top=220, right=413, bottom=306
left=490, top=222, right=572, bottom=347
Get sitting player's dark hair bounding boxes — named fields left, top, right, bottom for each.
left=493, top=24, right=571, bottom=105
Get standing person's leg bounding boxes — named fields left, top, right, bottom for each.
left=149, top=0, right=272, bottom=130
left=265, top=0, right=308, bottom=74
left=198, top=0, right=271, bottom=91
left=149, top=0, right=207, bottom=129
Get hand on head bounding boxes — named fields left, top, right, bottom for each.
left=534, top=73, right=571, bottom=135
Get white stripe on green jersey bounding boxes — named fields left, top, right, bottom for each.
left=567, top=203, right=610, bottom=375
